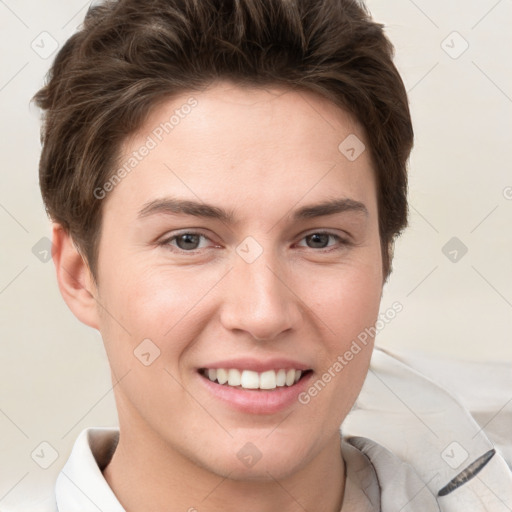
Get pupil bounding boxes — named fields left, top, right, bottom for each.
left=178, top=234, right=199, bottom=250
left=309, top=233, right=328, bottom=248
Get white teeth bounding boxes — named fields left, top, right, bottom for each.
left=216, top=368, right=228, bottom=384
left=285, top=369, right=296, bottom=386
left=259, top=370, right=277, bottom=390
left=204, top=368, right=306, bottom=390
left=228, top=369, right=241, bottom=386
left=241, top=370, right=260, bottom=389
left=276, top=369, right=286, bottom=387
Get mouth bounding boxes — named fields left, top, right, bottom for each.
left=198, top=367, right=313, bottom=391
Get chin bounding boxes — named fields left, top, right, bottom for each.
left=208, top=456, right=308, bottom=482
left=194, top=433, right=318, bottom=482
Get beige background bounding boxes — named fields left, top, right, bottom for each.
left=0, top=0, right=511, bottom=506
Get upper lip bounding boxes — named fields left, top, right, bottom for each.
left=198, top=358, right=312, bottom=373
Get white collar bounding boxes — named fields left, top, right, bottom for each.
left=55, top=427, right=124, bottom=511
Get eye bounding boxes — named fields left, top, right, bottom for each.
left=297, top=232, right=348, bottom=251
left=159, top=230, right=349, bottom=254
left=160, top=231, right=215, bottom=252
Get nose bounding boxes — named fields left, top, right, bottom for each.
left=219, top=249, right=303, bottom=341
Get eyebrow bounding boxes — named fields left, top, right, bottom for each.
left=137, top=197, right=368, bottom=224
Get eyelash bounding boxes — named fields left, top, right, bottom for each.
left=159, top=230, right=350, bottom=254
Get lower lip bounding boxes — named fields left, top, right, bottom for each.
left=198, top=371, right=314, bottom=415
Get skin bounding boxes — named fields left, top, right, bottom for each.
left=53, top=81, right=384, bottom=512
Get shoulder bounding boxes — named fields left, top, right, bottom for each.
left=342, top=435, right=440, bottom=511
left=342, top=348, right=512, bottom=510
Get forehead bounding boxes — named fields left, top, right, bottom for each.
left=136, top=82, right=367, bottom=155
left=107, top=81, right=377, bottom=220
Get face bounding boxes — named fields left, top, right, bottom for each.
left=91, top=81, right=383, bottom=480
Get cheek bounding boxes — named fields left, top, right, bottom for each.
left=96, top=264, right=218, bottom=368
left=304, top=261, right=381, bottom=399
left=309, top=262, right=382, bottom=339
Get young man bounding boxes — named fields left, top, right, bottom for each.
left=31, top=0, right=511, bottom=510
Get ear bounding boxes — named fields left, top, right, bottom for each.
left=51, top=224, right=100, bottom=330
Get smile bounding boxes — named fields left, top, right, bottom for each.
left=199, top=368, right=310, bottom=390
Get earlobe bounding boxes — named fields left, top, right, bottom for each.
left=51, top=224, right=100, bottom=330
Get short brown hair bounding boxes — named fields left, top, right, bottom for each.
left=33, top=0, right=413, bottom=281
